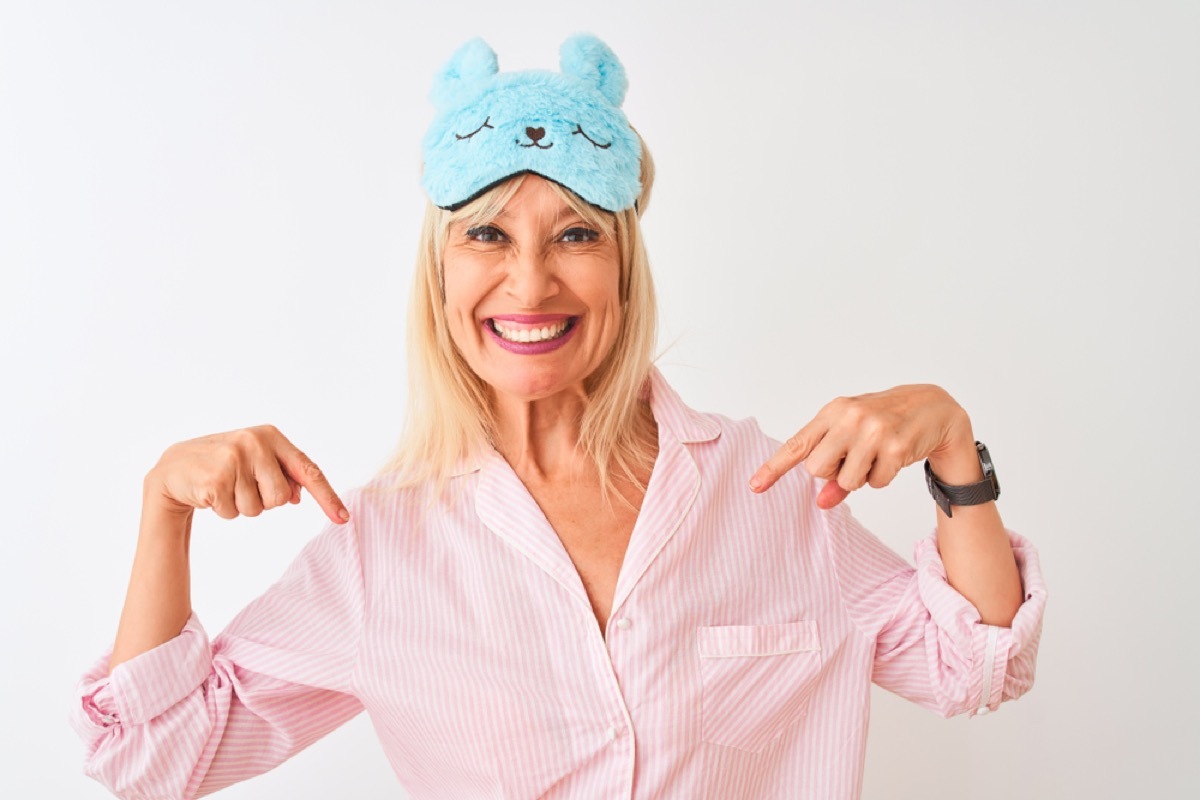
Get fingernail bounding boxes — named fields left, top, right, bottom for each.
left=339, top=508, right=350, bottom=522
left=749, top=477, right=763, bottom=492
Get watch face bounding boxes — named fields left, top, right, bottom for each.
left=976, top=442, right=1000, bottom=497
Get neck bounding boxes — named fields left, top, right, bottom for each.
left=489, top=385, right=591, bottom=482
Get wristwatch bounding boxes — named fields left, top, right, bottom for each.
left=924, top=441, right=1000, bottom=518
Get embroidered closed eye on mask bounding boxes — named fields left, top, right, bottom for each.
left=420, top=32, right=642, bottom=213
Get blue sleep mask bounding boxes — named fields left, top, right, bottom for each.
left=420, top=33, right=642, bottom=213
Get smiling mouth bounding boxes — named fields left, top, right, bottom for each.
left=486, top=316, right=578, bottom=343
left=520, top=141, right=554, bottom=149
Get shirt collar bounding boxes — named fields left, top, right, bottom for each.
left=447, top=364, right=720, bottom=477
left=641, top=365, right=722, bottom=444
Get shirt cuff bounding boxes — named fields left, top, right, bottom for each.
left=73, top=611, right=212, bottom=733
left=913, top=527, right=1048, bottom=718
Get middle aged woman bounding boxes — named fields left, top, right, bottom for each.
left=73, top=32, right=1048, bottom=800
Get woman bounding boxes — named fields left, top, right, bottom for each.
left=72, top=33, right=1047, bottom=799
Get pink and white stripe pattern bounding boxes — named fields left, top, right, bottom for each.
left=71, top=367, right=1048, bottom=799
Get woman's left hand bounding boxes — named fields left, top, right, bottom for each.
left=748, top=384, right=975, bottom=509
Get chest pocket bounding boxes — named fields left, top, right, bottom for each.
left=696, top=619, right=824, bottom=753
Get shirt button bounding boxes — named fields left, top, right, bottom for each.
left=615, top=618, right=631, bottom=630
left=606, top=725, right=620, bottom=742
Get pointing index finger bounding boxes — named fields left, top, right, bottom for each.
left=749, top=417, right=827, bottom=493
left=276, top=442, right=350, bottom=523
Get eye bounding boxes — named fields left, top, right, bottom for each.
left=465, top=224, right=505, bottom=242
left=571, top=124, right=611, bottom=149
left=455, top=117, right=495, bottom=141
left=561, top=227, right=600, bottom=243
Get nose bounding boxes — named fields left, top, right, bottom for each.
left=525, top=126, right=546, bottom=142
left=504, top=248, right=559, bottom=308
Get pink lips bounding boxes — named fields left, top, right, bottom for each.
left=483, top=315, right=579, bottom=355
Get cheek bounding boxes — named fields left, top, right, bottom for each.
left=571, top=253, right=621, bottom=308
left=441, top=262, right=487, bottom=331
left=574, top=274, right=624, bottom=359
left=588, top=271, right=623, bottom=330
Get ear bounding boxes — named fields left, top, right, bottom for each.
left=429, top=37, right=498, bottom=112
left=559, top=32, right=628, bottom=107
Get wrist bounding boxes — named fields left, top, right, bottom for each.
left=927, top=440, right=985, bottom=485
left=142, top=471, right=196, bottom=519
left=139, top=493, right=194, bottom=546
left=925, top=439, right=1001, bottom=518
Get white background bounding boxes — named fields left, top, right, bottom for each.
left=2, top=1, right=1197, bottom=797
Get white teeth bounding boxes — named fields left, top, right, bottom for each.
left=491, top=319, right=571, bottom=343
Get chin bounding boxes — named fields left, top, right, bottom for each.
left=487, top=371, right=580, bottom=402
left=485, top=367, right=585, bottom=402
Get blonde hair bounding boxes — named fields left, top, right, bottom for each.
left=371, top=130, right=659, bottom=502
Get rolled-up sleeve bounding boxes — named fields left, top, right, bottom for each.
left=69, top=499, right=367, bottom=799
left=821, top=497, right=1048, bottom=719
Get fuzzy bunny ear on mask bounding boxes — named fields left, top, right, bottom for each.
left=559, top=33, right=628, bottom=107
left=428, top=37, right=499, bottom=113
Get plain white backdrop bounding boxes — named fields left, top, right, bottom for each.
left=2, top=1, right=1197, bottom=797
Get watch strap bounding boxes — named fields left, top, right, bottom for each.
left=924, top=442, right=1000, bottom=518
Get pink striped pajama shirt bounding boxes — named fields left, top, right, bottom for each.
left=71, top=367, right=1048, bottom=799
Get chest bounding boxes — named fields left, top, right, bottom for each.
left=526, top=481, right=642, bottom=632
left=357, top=481, right=851, bottom=796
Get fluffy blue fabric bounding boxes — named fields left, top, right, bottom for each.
left=420, top=33, right=642, bottom=213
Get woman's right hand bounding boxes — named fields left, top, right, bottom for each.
left=143, top=424, right=350, bottom=525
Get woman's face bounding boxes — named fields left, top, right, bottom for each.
left=441, top=175, right=622, bottom=404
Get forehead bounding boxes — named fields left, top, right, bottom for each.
left=452, top=186, right=586, bottom=230
left=493, top=204, right=579, bottom=221
left=496, top=177, right=579, bottom=218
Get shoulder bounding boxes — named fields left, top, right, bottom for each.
left=690, top=410, right=812, bottom=487
left=656, top=383, right=819, bottom=507
left=347, top=467, right=449, bottom=516
left=647, top=368, right=794, bottom=472
left=336, top=470, right=443, bottom=551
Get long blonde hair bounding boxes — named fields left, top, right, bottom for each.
left=371, top=130, right=659, bottom=501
